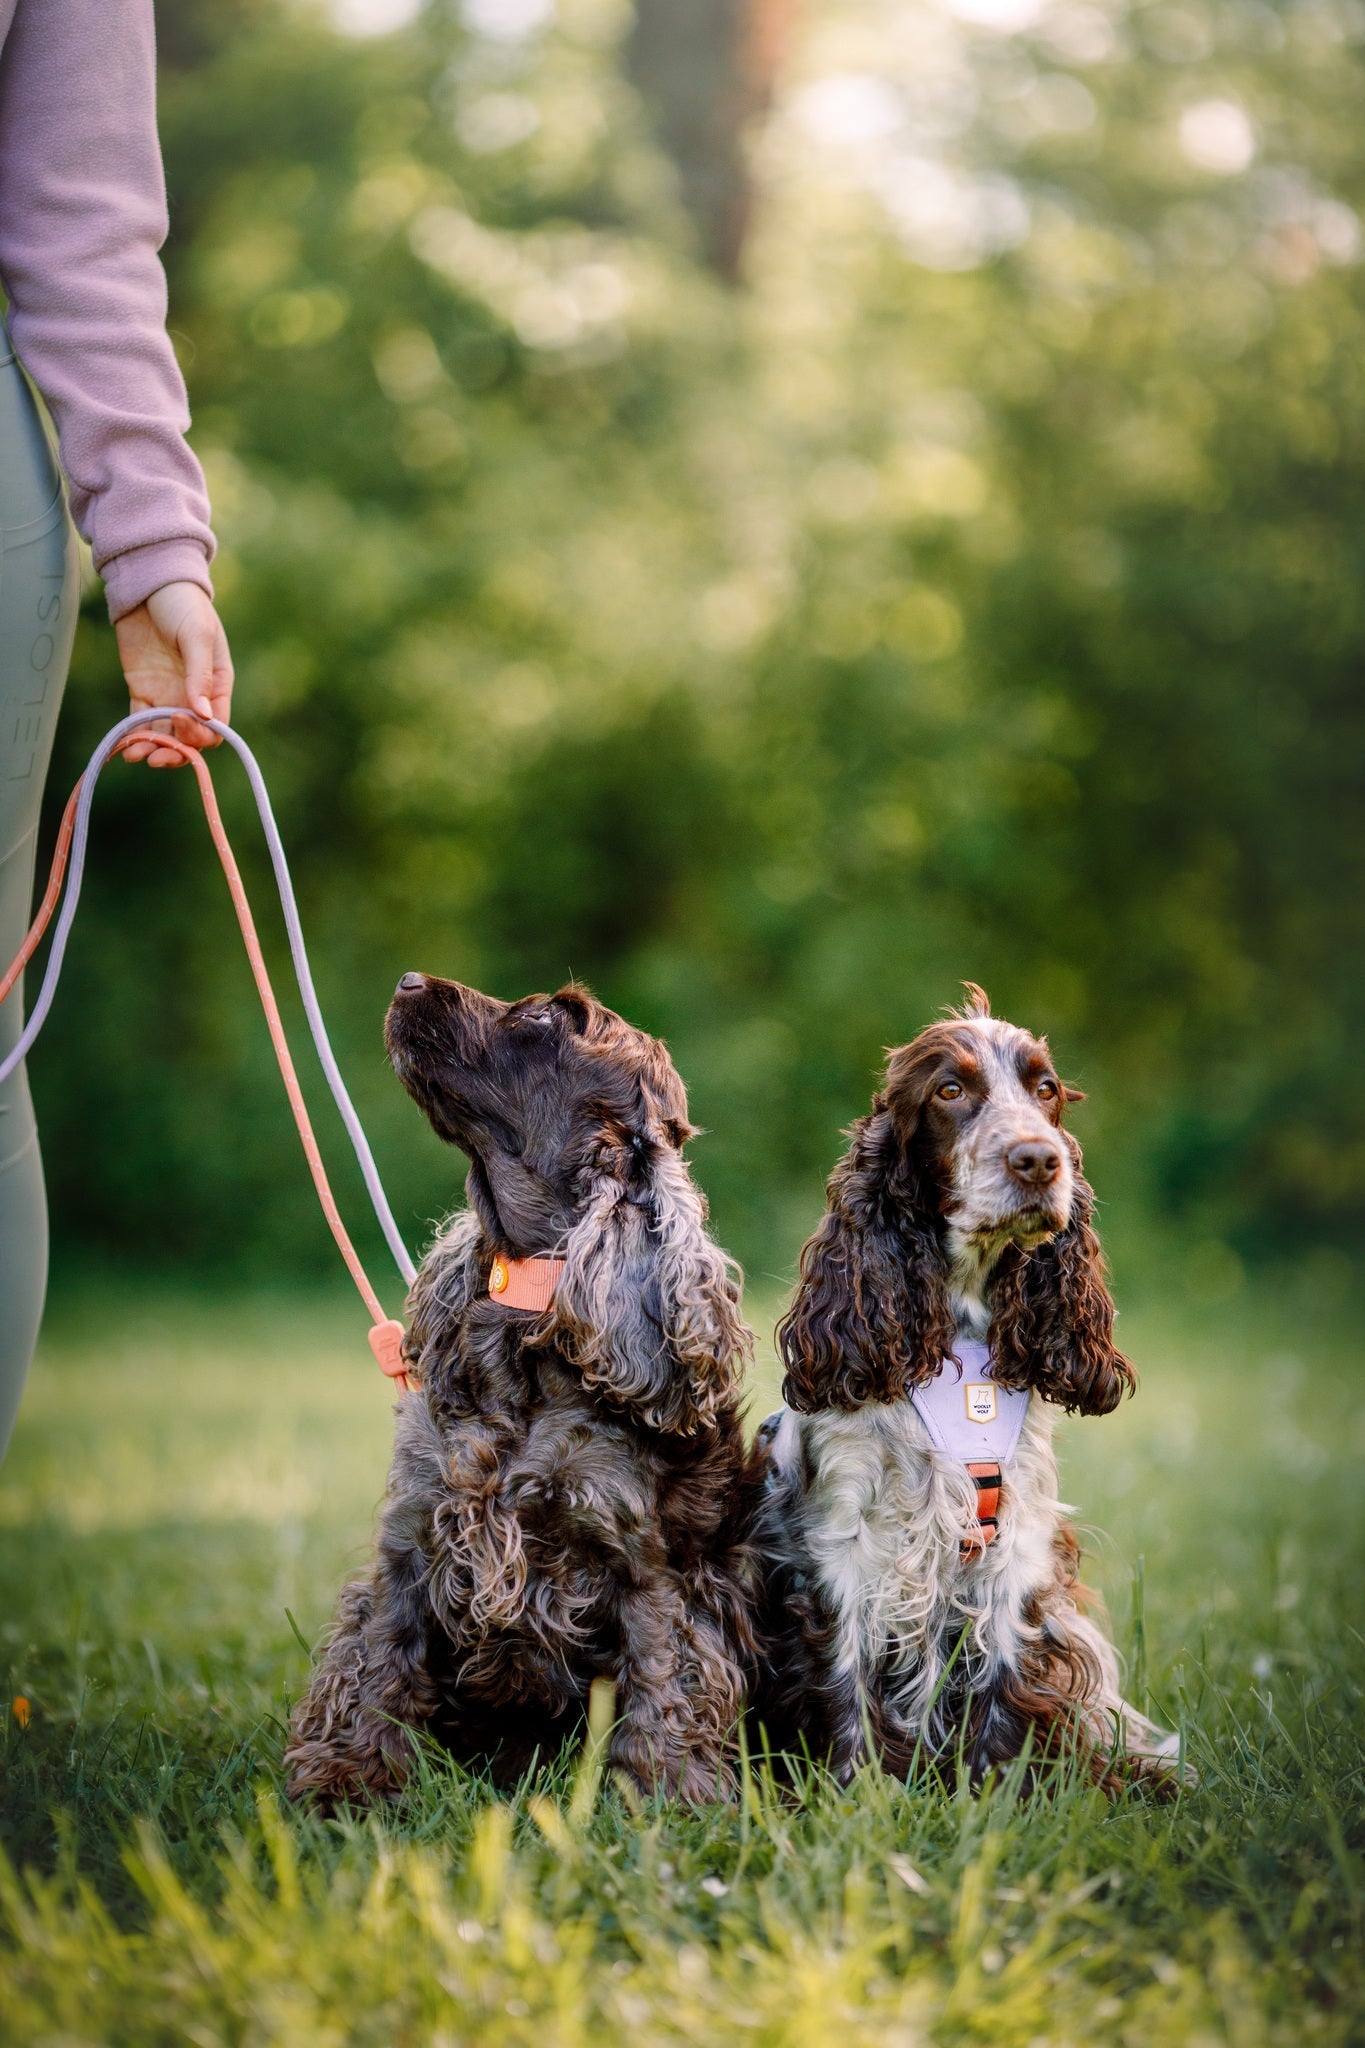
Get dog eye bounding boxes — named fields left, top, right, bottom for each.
left=1036, top=1078, right=1057, bottom=1099
left=937, top=1081, right=964, bottom=1101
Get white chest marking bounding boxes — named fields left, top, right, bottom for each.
left=785, top=1392, right=1063, bottom=1730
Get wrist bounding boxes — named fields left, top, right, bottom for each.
left=103, top=540, right=215, bottom=623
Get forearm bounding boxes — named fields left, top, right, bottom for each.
left=0, top=0, right=215, bottom=618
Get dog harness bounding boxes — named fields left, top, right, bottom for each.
left=484, top=1254, right=565, bottom=1312
left=910, top=1340, right=1030, bottom=1555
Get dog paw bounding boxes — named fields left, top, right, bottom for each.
left=674, top=1754, right=737, bottom=1807
left=283, top=1721, right=416, bottom=1813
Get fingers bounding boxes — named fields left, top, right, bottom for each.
left=142, top=724, right=214, bottom=769
left=208, top=617, right=236, bottom=729
left=147, top=742, right=198, bottom=769
left=156, top=614, right=222, bottom=762
left=178, top=614, right=220, bottom=729
left=118, top=584, right=235, bottom=769
left=158, top=710, right=217, bottom=761
left=120, top=723, right=199, bottom=770
left=120, top=707, right=213, bottom=769
left=121, top=739, right=193, bottom=767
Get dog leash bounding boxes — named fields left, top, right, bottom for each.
left=0, top=709, right=415, bottom=1392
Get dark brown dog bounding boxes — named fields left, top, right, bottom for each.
left=286, top=978, right=759, bottom=1809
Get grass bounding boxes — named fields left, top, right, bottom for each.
left=1, top=1278, right=1362, bottom=2045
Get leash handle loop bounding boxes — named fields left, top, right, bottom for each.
left=0, top=710, right=416, bottom=1393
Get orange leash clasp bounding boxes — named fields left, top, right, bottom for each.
left=368, top=1320, right=410, bottom=1380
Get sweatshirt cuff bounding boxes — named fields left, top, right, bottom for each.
left=101, top=539, right=215, bottom=622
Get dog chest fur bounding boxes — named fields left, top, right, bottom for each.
left=767, top=1392, right=1067, bottom=1726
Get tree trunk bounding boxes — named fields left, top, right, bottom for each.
left=626, top=0, right=795, bottom=282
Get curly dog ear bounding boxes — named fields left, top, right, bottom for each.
left=989, top=1166, right=1135, bottom=1415
left=549, top=1099, right=749, bottom=1437
left=777, top=1107, right=955, bottom=1414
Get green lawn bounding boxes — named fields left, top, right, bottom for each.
left=1, top=1282, right=1361, bottom=2045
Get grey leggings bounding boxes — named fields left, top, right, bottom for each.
left=0, top=327, right=80, bottom=1462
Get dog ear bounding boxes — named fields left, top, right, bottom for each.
left=989, top=1174, right=1135, bottom=1415
left=778, top=1109, right=955, bottom=1414
left=636, top=1034, right=700, bottom=1150
left=550, top=1140, right=749, bottom=1436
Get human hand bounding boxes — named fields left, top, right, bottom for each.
left=114, top=582, right=234, bottom=767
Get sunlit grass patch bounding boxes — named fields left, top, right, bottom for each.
left=0, top=1283, right=1361, bottom=2042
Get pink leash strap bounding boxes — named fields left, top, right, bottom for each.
left=0, top=713, right=414, bottom=1393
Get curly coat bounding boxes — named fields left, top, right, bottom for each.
left=285, top=978, right=761, bottom=1810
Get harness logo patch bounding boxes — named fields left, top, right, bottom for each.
left=965, top=1383, right=998, bottom=1424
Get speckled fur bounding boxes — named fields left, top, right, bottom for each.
left=753, top=988, right=1185, bottom=1792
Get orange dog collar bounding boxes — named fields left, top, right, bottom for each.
left=486, top=1255, right=565, bottom=1312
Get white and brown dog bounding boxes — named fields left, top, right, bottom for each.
left=752, top=987, right=1183, bottom=1792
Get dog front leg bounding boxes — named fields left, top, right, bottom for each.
left=608, top=1582, right=737, bottom=1805
left=961, top=1604, right=1187, bottom=1795
left=751, top=1561, right=871, bottom=1781
left=285, top=1476, right=438, bottom=1811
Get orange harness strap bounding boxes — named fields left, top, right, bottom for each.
left=7, top=730, right=412, bottom=1393
left=962, top=1461, right=1003, bottom=1555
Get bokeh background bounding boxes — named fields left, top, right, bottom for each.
left=35, top=0, right=1365, bottom=1304
left=6, top=9, right=1365, bottom=2031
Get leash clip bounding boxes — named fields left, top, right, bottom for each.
left=368, top=1318, right=412, bottom=1385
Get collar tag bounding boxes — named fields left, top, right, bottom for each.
left=965, top=1381, right=998, bottom=1424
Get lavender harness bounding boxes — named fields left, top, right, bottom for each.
left=910, top=1339, right=1030, bottom=1461
left=910, top=1339, right=1031, bottom=1558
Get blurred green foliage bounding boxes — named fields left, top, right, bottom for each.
left=36, top=0, right=1365, bottom=1291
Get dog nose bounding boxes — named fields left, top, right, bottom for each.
left=1006, top=1139, right=1061, bottom=1186
left=396, top=972, right=427, bottom=995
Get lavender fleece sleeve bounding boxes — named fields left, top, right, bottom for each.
left=0, top=0, right=216, bottom=620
